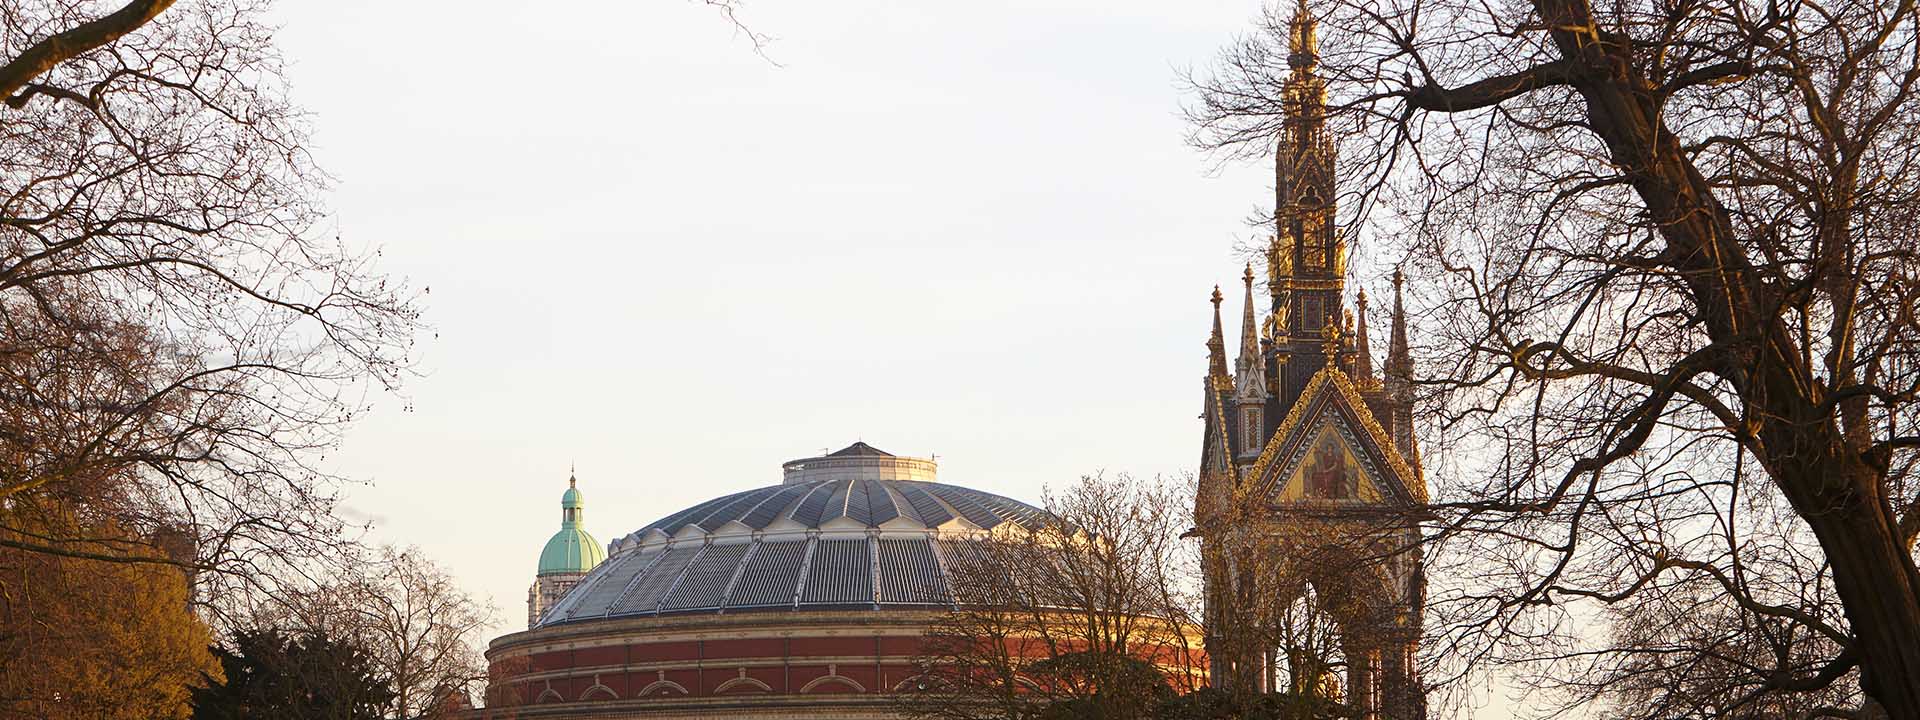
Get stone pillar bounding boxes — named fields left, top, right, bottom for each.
left=1376, top=631, right=1425, bottom=720
left=1344, top=639, right=1380, bottom=720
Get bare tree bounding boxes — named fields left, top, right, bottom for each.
left=1187, top=0, right=1920, bottom=714
left=901, top=473, right=1205, bottom=720
left=260, top=546, right=495, bottom=720
left=1, top=0, right=423, bottom=616
left=1, top=0, right=772, bottom=616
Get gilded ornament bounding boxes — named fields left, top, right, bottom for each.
left=1240, top=366, right=1427, bottom=505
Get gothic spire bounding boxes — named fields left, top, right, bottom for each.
left=1271, top=0, right=1342, bottom=345
left=1235, top=265, right=1270, bottom=402
left=1208, top=286, right=1230, bottom=380
left=1355, top=286, right=1375, bottom=383
left=1288, top=0, right=1319, bottom=70
left=1238, top=265, right=1260, bottom=368
left=1387, top=267, right=1412, bottom=386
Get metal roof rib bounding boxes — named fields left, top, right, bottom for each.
left=661, top=543, right=750, bottom=611
left=641, top=492, right=741, bottom=535
left=724, top=540, right=808, bottom=608
left=819, top=480, right=854, bottom=524
left=564, top=551, right=656, bottom=620
left=739, top=484, right=811, bottom=529
left=846, top=480, right=876, bottom=526
left=929, top=485, right=1002, bottom=529
left=788, top=481, right=836, bottom=526
left=694, top=489, right=776, bottom=531
left=870, top=482, right=907, bottom=525
left=895, top=483, right=955, bottom=526
left=611, top=545, right=701, bottom=616
left=802, top=539, right=872, bottom=605
left=877, top=538, right=950, bottom=604
left=716, top=542, right=761, bottom=608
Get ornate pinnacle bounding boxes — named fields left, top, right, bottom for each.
left=1355, top=287, right=1376, bottom=384
left=1388, top=264, right=1413, bottom=387
left=1288, top=0, right=1319, bottom=69
left=1239, top=264, right=1261, bottom=363
left=1208, top=286, right=1230, bottom=380
left=1235, top=263, right=1270, bottom=400
left=1321, top=319, right=1342, bottom=366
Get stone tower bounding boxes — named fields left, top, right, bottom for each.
left=1192, top=1, right=1427, bottom=717
left=527, top=472, right=605, bottom=628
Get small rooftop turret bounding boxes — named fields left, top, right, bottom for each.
left=780, top=442, right=938, bottom=485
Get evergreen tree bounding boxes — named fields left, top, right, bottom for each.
left=192, top=630, right=394, bottom=720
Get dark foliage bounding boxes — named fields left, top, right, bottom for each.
left=191, top=629, right=393, bottom=720
left=1154, top=687, right=1343, bottom=720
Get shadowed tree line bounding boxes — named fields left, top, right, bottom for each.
left=0, top=1, right=503, bottom=717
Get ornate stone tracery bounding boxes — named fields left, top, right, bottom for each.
left=1192, top=2, right=1426, bottom=717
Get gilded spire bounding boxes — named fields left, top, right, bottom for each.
left=1387, top=267, right=1412, bottom=384
left=1238, top=265, right=1260, bottom=366
left=1235, top=265, right=1270, bottom=402
left=1354, top=287, right=1375, bottom=384
left=1288, top=0, right=1319, bottom=70
left=1208, top=286, right=1230, bottom=380
left=1273, top=0, right=1339, bottom=306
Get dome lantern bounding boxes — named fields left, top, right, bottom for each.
left=779, top=442, right=938, bottom=485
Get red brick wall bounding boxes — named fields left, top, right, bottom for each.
left=488, top=615, right=1204, bottom=705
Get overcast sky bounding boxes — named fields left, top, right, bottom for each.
left=261, top=0, right=1507, bottom=709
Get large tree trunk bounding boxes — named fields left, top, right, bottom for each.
left=1524, top=0, right=1920, bottom=712
left=1785, top=459, right=1920, bottom=716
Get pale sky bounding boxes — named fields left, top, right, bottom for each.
left=273, top=0, right=1265, bottom=621
left=261, top=0, right=1519, bottom=709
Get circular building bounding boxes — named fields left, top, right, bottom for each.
left=483, top=443, right=1051, bottom=719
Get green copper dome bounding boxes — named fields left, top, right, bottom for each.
left=537, top=475, right=604, bottom=576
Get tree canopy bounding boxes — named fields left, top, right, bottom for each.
left=191, top=629, right=394, bottom=720
left=0, top=510, right=218, bottom=720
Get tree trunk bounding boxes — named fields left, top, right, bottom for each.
left=1790, top=465, right=1920, bottom=717
left=1523, top=0, right=1920, bottom=709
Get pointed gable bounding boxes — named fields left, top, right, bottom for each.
left=1245, top=365, right=1426, bottom=506
left=1195, top=375, right=1239, bottom=520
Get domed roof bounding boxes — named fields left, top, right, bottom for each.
left=537, top=475, right=604, bottom=576
left=538, top=527, right=605, bottom=575
left=533, top=444, right=1050, bottom=627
